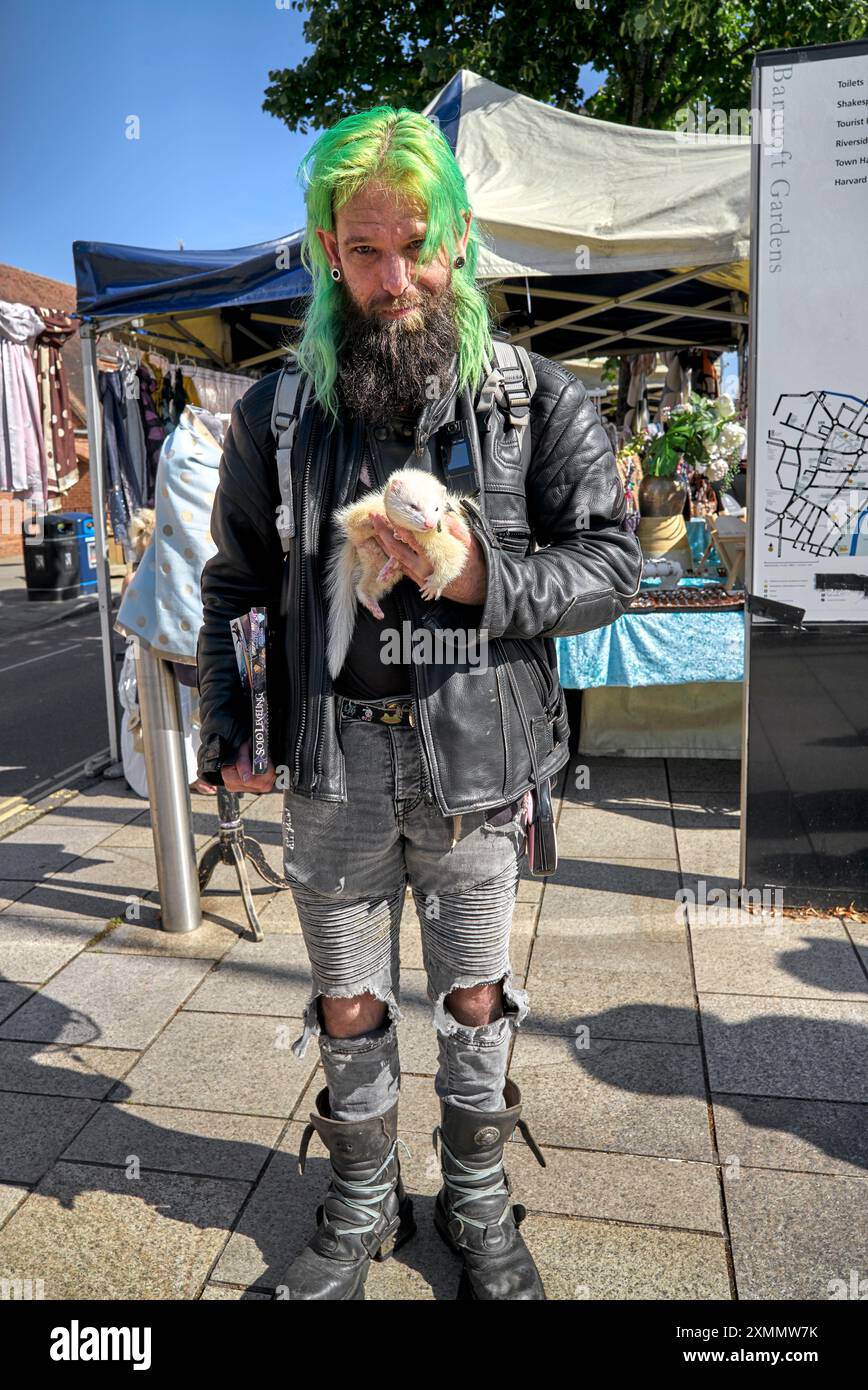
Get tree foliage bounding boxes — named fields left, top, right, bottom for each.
left=264, top=0, right=868, bottom=132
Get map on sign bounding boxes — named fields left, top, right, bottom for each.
left=764, top=391, right=868, bottom=562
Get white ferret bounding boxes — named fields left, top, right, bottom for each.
left=324, top=466, right=470, bottom=679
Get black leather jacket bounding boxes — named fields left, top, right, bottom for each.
left=195, top=351, right=642, bottom=814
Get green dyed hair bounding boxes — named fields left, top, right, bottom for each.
left=292, top=104, right=495, bottom=424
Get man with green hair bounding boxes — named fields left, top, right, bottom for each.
left=197, top=103, right=642, bottom=1300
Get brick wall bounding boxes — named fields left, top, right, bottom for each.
left=0, top=457, right=95, bottom=560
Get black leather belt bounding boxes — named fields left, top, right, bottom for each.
left=337, top=696, right=416, bottom=727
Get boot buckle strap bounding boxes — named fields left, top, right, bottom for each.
left=517, top=1117, right=547, bottom=1168
left=298, top=1121, right=315, bottom=1175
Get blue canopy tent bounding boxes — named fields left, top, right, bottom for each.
left=73, top=231, right=314, bottom=765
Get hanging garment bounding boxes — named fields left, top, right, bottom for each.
left=0, top=299, right=47, bottom=503
left=171, top=368, right=188, bottom=423
left=183, top=364, right=254, bottom=415
left=159, top=370, right=174, bottom=429
left=99, top=367, right=143, bottom=557
left=30, top=306, right=79, bottom=504
left=136, top=362, right=165, bottom=508
left=118, top=636, right=201, bottom=797
left=182, top=372, right=201, bottom=408
left=114, top=404, right=225, bottom=665
left=120, top=355, right=148, bottom=505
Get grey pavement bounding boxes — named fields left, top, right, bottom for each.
left=0, top=753, right=866, bottom=1300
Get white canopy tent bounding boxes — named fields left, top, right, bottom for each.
left=424, top=69, right=751, bottom=359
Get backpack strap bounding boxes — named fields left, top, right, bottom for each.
left=475, top=338, right=537, bottom=433
left=270, top=361, right=313, bottom=553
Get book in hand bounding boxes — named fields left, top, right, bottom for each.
left=229, top=607, right=269, bottom=775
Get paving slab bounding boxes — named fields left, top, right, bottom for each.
left=561, top=756, right=669, bottom=808
left=666, top=759, right=741, bottom=798
left=0, top=881, right=137, bottom=923
left=724, top=1167, right=868, bottom=1300
left=0, top=1161, right=249, bottom=1299
left=183, top=933, right=318, bottom=1019
left=513, top=1212, right=731, bottom=1300
left=0, top=1182, right=29, bottom=1228
left=252, top=891, right=302, bottom=934
left=536, top=859, right=685, bottom=934
left=557, top=805, right=678, bottom=861
left=558, top=760, right=649, bottom=805
left=43, top=844, right=158, bottom=891
left=676, top=829, right=741, bottom=880
left=509, top=1031, right=714, bottom=1162
left=65, top=1103, right=283, bottom=1182
left=0, top=914, right=107, bottom=983
left=0, top=1092, right=97, bottom=1183
left=504, top=1141, right=723, bottom=1233
left=0, top=983, right=35, bottom=1023
left=700, top=992, right=868, bottom=1102
left=712, top=1093, right=868, bottom=1178
left=91, top=912, right=243, bottom=960
left=0, top=1040, right=138, bottom=1099
left=0, top=880, right=30, bottom=913
left=690, top=920, right=868, bottom=1000
left=0, top=952, right=214, bottom=1049
left=524, top=930, right=698, bottom=1043
left=211, top=1121, right=325, bottom=1292
left=5, top=813, right=138, bottom=858
left=118, top=1011, right=316, bottom=1117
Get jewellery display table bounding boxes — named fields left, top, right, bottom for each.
left=556, top=579, right=744, bottom=759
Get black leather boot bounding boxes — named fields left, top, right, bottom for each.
left=281, top=1086, right=416, bottom=1300
left=433, top=1077, right=547, bottom=1300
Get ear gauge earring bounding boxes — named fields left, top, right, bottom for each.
left=330, top=265, right=342, bottom=281
left=453, top=255, right=466, bottom=269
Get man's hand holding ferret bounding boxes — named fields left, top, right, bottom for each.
left=369, top=509, right=487, bottom=605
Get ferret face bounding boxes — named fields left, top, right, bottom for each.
left=384, top=471, right=446, bottom=532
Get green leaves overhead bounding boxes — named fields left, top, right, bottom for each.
left=263, top=1, right=868, bottom=134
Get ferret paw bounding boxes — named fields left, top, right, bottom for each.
left=376, top=556, right=400, bottom=584
left=358, top=591, right=385, bottom=620
left=418, top=581, right=443, bottom=603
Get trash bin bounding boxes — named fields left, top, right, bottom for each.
left=22, top=511, right=97, bottom=602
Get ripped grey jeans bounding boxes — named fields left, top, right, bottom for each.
left=281, top=706, right=529, bottom=1121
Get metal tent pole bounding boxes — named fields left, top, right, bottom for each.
left=80, top=324, right=121, bottom=764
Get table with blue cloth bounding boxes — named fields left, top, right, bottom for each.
left=555, top=574, right=744, bottom=759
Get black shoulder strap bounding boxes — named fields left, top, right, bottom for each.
left=270, top=361, right=313, bottom=553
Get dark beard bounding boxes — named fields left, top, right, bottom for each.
left=335, top=279, right=460, bottom=426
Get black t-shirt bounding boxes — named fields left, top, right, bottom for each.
left=332, top=411, right=446, bottom=701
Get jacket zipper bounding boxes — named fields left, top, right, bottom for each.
left=520, top=637, right=549, bottom=707
left=293, top=413, right=321, bottom=787
left=400, top=589, right=437, bottom=805
left=363, top=424, right=438, bottom=805
left=312, top=428, right=364, bottom=793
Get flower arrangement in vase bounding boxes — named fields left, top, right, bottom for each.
left=642, top=394, right=746, bottom=513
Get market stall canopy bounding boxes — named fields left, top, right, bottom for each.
left=424, top=69, right=750, bottom=280
left=424, top=69, right=750, bottom=357
left=72, top=232, right=310, bottom=371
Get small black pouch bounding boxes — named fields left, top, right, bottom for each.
left=526, top=777, right=558, bottom=877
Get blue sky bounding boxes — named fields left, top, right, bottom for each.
left=0, top=0, right=314, bottom=284
left=0, top=1, right=604, bottom=291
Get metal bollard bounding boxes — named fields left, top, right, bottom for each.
left=135, top=644, right=202, bottom=933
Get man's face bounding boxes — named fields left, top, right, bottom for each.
left=316, top=181, right=472, bottom=423
left=318, top=179, right=465, bottom=321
